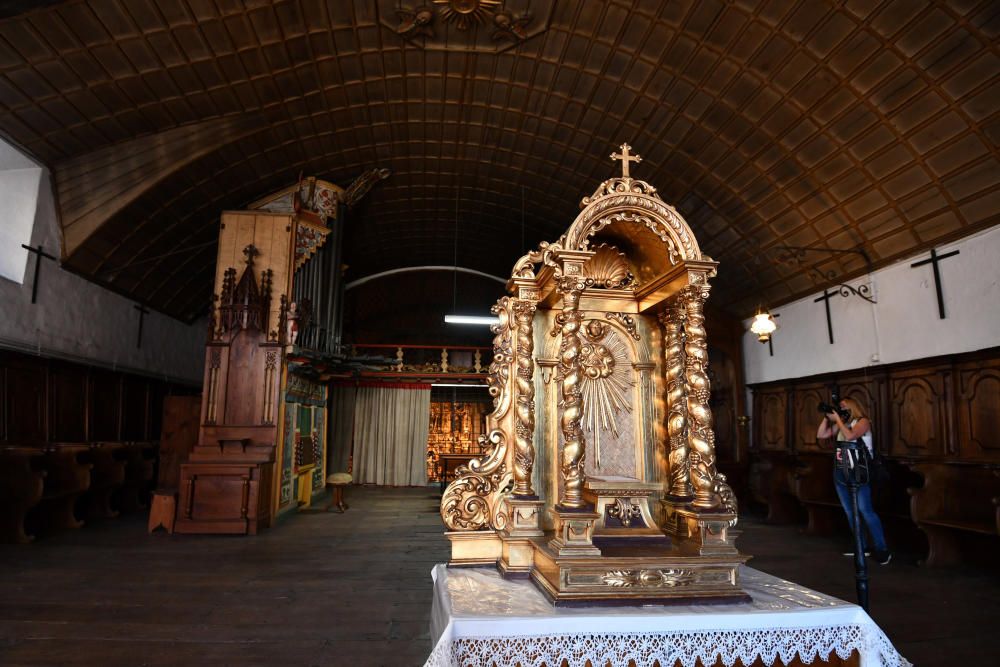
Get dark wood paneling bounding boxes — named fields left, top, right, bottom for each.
left=708, top=348, right=738, bottom=464
left=121, top=376, right=149, bottom=441
left=159, top=395, right=201, bottom=491
left=706, top=308, right=749, bottom=465
left=88, top=371, right=121, bottom=441
left=0, top=366, right=6, bottom=441
left=6, top=362, right=46, bottom=443
left=889, top=369, right=948, bottom=458
left=148, top=382, right=168, bottom=441
left=791, top=383, right=825, bottom=453
left=0, top=349, right=195, bottom=447
left=956, top=360, right=1000, bottom=463
left=750, top=347, right=999, bottom=465
left=756, top=388, right=788, bottom=452
left=222, top=332, right=263, bottom=426
left=48, top=365, right=87, bottom=442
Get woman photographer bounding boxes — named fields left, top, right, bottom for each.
left=816, top=396, right=891, bottom=565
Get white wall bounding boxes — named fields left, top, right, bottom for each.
left=743, top=223, right=1000, bottom=386
left=0, top=167, right=42, bottom=283
left=0, top=170, right=205, bottom=383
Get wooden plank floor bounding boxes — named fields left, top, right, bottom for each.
left=0, top=487, right=996, bottom=665
left=0, top=487, right=448, bottom=666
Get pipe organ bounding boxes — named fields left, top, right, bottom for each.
left=175, top=178, right=346, bottom=534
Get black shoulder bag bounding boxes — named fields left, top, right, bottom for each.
left=863, top=440, right=890, bottom=484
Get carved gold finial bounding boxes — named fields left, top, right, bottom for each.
left=610, top=143, right=641, bottom=178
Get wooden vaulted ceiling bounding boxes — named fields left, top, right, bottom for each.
left=0, top=0, right=997, bottom=323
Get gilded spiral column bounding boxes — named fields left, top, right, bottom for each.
left=512, top=299, right=537, bottom=497
left=682, top=282, right=720, bottom=509
left=556, top=276, right=590, bottom=509
left=659, top=298, right=693, bottom=500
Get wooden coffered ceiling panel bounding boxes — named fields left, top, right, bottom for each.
left=0, top=0, right=997, bottom=322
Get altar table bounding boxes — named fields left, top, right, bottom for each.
left=424, top=565, right=908, bottom=667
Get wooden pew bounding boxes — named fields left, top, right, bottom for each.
left=907, top=462, right=1000, bottom=567
left=748, top=452, right=804, bottom=524
left=76, top=443, right=127, bottom=519
left=116, top=441, right=158, bottom=513
left=791, top=453, right=842, bottom=535
left=0, top=447, right=46, bottom=543
left=27, top=445, right=93, bottom=533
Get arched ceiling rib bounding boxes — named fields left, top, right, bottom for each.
left=0, top=0, right=996, bottom=322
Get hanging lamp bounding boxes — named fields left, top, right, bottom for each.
left=750, top=309, right=778, bottom=343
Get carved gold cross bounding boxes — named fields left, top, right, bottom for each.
left=610, top=143, right=641, bottom=178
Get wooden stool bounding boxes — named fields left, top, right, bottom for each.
left=325, top=473, right=352, bottom=513
left=148, top=490, right=177, bottom=533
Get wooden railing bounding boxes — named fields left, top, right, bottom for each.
left=349, top=344, right=491, bottom=378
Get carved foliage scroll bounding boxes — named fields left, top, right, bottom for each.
left=487, top=297, right=513, bottom=415
left=440, top=430, right=509, bottom=531
left=441, top=296, right=520, bottom=530
left=512, top=299, right=537, bottom=497
left=555, top=275, right=592, bottom=509
left=659, top=301, right=690, bottom=499
left=681, top=284, right=719, bottom=508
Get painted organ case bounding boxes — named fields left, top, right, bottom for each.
left=440, top=146, right=748, bottom=604
left=175, top=179, right=341, bottom=534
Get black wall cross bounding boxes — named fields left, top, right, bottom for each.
left=134, top=303, right=150, bottom=349
left=814, top=289, right=837, bottom=345
left=910, top=247, right=959, bottom=319
left=20, top=244, right=57, bottom=304
left=813, top=283, right=876, bottom=344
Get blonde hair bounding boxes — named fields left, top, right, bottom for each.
left=840, top=397, right=868, bottom=421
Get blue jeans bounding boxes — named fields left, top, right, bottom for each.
left=834, top=468, right=888, bottom=553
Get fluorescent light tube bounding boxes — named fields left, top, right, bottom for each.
left=444, top=314, right=499, bottom=325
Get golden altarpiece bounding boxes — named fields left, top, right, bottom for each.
left=440, top=146, right=747, bottom=604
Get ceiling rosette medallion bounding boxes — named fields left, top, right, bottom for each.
left=378, top=0, right=554, bottom=52
left=434, top=0, right=501, bottom=30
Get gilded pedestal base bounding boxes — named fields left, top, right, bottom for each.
left=529, top=534, right=749, bottom=605
left=528, top=493, right=747, bottom=604
left=661, top=502, right=740, bottom=557
left=498, top=497, right=545, bottom=578
left=548, top=508, right=601, bottom=557
left=584, top=476, right=663, bottom=539
left=446, top=530, right=502, bottom=567
left=498, top=538, right=536, bottom=579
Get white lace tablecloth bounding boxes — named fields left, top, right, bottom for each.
left=424, top=565, right=909, bottom=667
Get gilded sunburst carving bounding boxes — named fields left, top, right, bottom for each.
left=579, top=320, right=634, bottom=470
left=433, top=0, right=501, bottom=30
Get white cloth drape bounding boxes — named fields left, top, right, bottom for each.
left=353, top=385, right=430, bottom=486
left=425, top=565, right=910, bottom=667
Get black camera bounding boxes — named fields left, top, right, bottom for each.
left=819, top=389, right=851, bottom=421
left=818, top=400, right=851, bottom=421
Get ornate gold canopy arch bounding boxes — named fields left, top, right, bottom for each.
left=441, top=145, right=746, bottom=604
